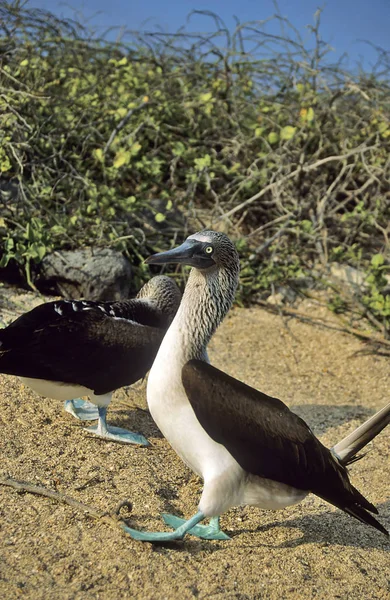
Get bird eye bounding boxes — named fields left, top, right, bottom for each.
left=205, top=246, right=213, bottom=254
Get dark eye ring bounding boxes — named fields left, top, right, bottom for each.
left=205, top=246, right=213, bottom=254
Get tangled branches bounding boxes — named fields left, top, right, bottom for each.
left=0, top=2, right=389, bottom=331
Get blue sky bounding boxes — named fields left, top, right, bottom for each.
left=28, top=0, right=389, bottom=69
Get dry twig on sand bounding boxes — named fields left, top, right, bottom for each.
left=0, top=476, right=133, bottom=533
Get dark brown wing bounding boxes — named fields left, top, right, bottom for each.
left=182, top=359, right=332, bottom=490
left=0, top=300, right=166, bottom=395
left=182, top=360, right=387, bottom=534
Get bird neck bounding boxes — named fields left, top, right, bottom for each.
left=136, top=279, right=181, bottom=323
left=170, top=265, right=238, bottom=362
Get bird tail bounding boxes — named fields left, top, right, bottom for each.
left=344, top=501, right=389, bottom=536
left=331, top=402, right=390, bottom=465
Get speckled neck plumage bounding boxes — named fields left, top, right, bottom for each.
left=173, top=263, right=239, bottom=362
left=136, top=275, right=181, bottom=324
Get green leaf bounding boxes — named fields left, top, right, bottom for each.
left=301, top=219, right=312, bottom=233
left=25, top=223, right=34, bottom=242
left=33, top=243, right=47, bottom=261
left=5, top=238, right=14, bottom=251
left=130, top=142, right=141, bottom=156
left=267, top=132, right=279, bottom=145
left=371, top=254, right=385, bottom=268
left=194, top=154, right=211, bottom=170
left=199, top=92, right=212, bottom=103
left=50, top=225, right=66, bottom=235
left=155, top=213, right=166, bottom=223
left=280, top=126, right=297, bottom=140
left=113, top=149, right=131, bottom=169
left=0, top=253, right=12, bottom=268
left=0, top=155, right=11, bottom=172
left=307, top=107, right=315, bottom=122
left=172, top=142, right=185, bottom=156
left=94, top=148, right=104, bottom=162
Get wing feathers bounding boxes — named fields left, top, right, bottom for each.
left=182, top=359, right=328, bottom=489
left=182, top=359, right=387, bottom=535
left=0, top=299, right=167, bottom=394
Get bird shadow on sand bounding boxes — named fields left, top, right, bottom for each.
left=109, top=406, right=164, bottom=439
left=289, top=403, right=375, bottom=436
left=232, top=500, right=390, bottom=552
left=119, top=502, right=390, bottom=554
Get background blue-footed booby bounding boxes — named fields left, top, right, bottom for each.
left=0, top=275, right=181, bottom=444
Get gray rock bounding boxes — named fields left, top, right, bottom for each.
left=329, top=263, right=368, bottom=290
left=39, top=248, right=132, bottom=301
left=266, top=285, right=297, bottom=305
left=287, top=276, right=316, bottom=290
left=330, top=262, right=390, bottom=290
left=0, top=180, right=20, bottom=202
left=266, top=291, right=285, bottom=306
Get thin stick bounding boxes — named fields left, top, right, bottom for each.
left=0, top=476, right=104, bottom=518
left=219, top=144, right=379, bottom=221
left=0, top=477, right=141, bottom=536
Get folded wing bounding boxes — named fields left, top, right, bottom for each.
left=182, top=359, right=387, bottom=535
left=0, top=300, right=165, bottom=394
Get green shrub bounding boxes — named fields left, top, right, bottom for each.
left=0, top=2, right=389, bottom=333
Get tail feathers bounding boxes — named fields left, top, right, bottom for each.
left=317, top=485, right=388, bottom=536
left=343, top=452, right=367, bottom=466
left=332, top=402, right=390, bottom=465
left=350, top=485, right=378, bottom=515
left=344, top=504, right=389, bottom=537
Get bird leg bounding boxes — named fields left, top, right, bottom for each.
left=122, top=510, right=208, bottom=542
left=161, top=513, right=230, bottom=540
left=84, top=406, right=149, bottom=446
left=64, top=399, right=100, bottom=421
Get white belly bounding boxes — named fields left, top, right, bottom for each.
left=148, top=362, right=236, bottom=479
left=19, top=377, right=110, bottom=406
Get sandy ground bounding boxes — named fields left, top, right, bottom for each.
left=0, top=284, right=389, bottom=600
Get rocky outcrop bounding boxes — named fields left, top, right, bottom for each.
left=38, top=248, right=132, bottom=301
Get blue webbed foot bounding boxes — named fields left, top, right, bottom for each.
left=84, top=406, right=149, bottom=445
left=85, top=423, right=149, bottom=445
left=64, top=399, right=99, bottom=421
left=122, top=525, right=186, bottom=542
left=122, top=511, right=206, bottom=543
left=162, top=513, right=230, bottom=540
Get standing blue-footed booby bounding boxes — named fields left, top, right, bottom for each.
left=123, top=231, right=390, bottom=541
left=0, top=275, right=181, bottom=444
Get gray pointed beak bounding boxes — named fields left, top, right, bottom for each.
left=145, top=240, right=197, bottom=265
left=145, top=239, right=216, bottom=269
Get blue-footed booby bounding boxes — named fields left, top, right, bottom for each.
left=123, top=230, right=389, bottom=541
left=0, top=275, right=181, bottom=444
